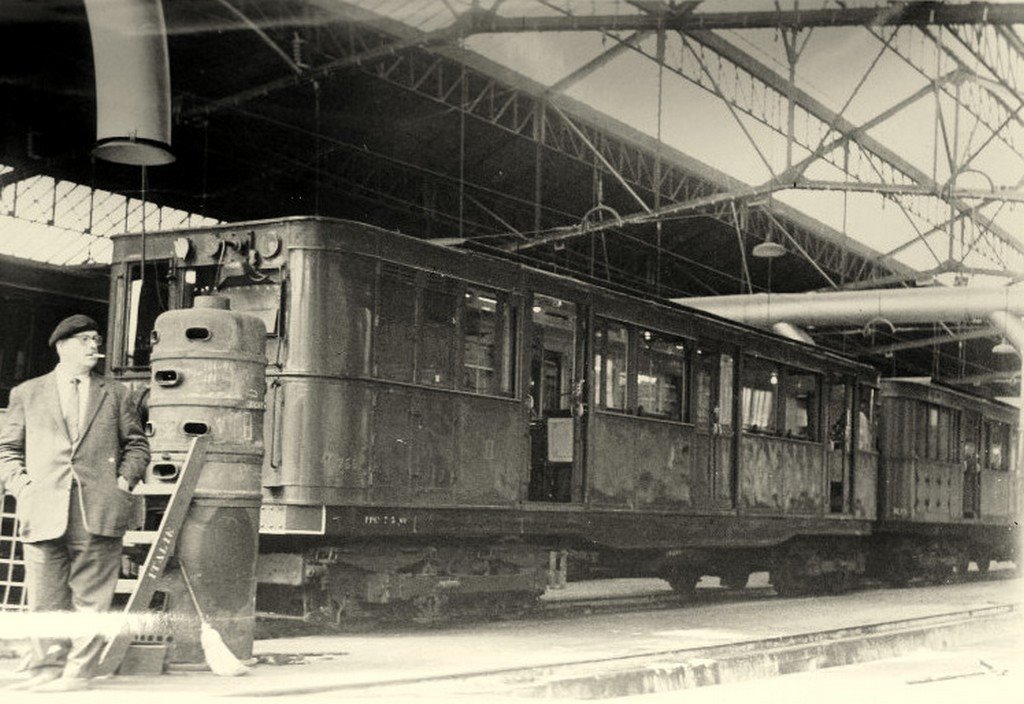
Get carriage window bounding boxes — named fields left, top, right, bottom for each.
left=783, top=371, right=819, bottom=440
left=827, top=381, right=851, bottom=449
left=594, top=319, right=628, bottom=411
left=857, top=386, right=876, bottom=452
left=985, top=421, right=1010, bottom=471
left=719, top=354, right=734, bottom=427
left=375, top=264, right=416, bottom=382
left=122, top=261, right=171, bottom=368
left=637, top=330, right=687, bottom=421
left=417, top=274, right=458, bottom=388
left=741, top=356, right=778, bottom=434
left=530, top=295, right=576, bottom=414
left=462, top=287, right=515, bottom=396
left=926, top=405, right=940, bottom=459
left=924, top=405, right=957, bottom=461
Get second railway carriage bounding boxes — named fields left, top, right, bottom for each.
left=101, top=216, right=1012, bottom=620
left=873, top=378, right=1019, bottom=583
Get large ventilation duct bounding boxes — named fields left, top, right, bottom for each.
left=84, top=0, right=174, bottom=166
left=676, top=288, right=1024, bottom=328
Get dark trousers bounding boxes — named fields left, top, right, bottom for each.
left=22, top=481, right=122, bottom=679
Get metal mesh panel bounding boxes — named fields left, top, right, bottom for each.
left=0, top=492, right=27, bottom=611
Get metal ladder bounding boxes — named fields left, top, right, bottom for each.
left=96, top=435, right=210, bottom=676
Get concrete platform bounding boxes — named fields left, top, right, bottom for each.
left=1, top=575, right=1021, bottom=702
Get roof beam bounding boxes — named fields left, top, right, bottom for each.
left=867, top=326, right=997, bottom=355
left=211, top=0, right=302, bottom=75
left=793, top=179, right=1024, bottom=203
left=685, top=29, right=1024, bottom=261
left=548, top=30, right=651, bottom=93
left=462, top=4, right=1024, bottom=33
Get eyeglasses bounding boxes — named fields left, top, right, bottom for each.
left=72, top=333, right=104, bottom=346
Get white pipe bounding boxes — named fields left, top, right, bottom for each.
left=677, top=287, right=1024, bottom=327
left=84, top=0, right=174, bottom=165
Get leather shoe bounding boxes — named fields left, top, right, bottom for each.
left=32, top=676, right=92, bottom=693
left=5, top=667, right=62, bottom=691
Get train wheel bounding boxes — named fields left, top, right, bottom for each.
left=718, top=568, right=749, bottom=590
left=409, top=594, right=450, bottom=625
left=878, top=559, right=913, bottom=587
left=490, top=591, right=542, bottom=621
left=824, top=568, right=860, bottom=594
left=665, top=569, right=701, bottom=598
left=770, top=564, right=813, bottom=597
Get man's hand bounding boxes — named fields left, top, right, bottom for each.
left=117, top=475, right=133, bottom=493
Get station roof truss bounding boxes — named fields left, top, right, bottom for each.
left=1, top=0, right=1022, bottom=398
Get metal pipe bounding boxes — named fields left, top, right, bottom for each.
left=84, top=0, right=174, bottom=165
left=677, top=287, right=1024, bottom=327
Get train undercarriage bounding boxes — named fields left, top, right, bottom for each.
left=253, top=526, right=1018, bottom=625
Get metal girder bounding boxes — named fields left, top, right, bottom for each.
left=534, top=14, right=957, bottom=276
left=793, top=179, right=1024, bottom=203
left=682, top=30, right=1024, bottom=264
left=872, top=26, right=1024, bottom=156
left=943, top=24, right=1023, bottom=111
left=745, top=207, right=891, bottom=284
left=183, top=3, right=469, bottom=119
left=460, top=4, right=1024, bottom=33
left=867, top=326, right=998, bottom=355
left=189, top=2, right=908, bottom=289
left=943, top=370, right=1021, bottom=386
left=500, top=186, right=771, bottom=251
left=770, top=67, right=972, bottom=185
left=339, top=35, right=719, bottom=208
left=547, top=30, right=651, bottom=93
left=211, top=0, right=302, bottom=75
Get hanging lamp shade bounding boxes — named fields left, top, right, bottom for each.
left=84, top=0, right=175, bottom=166
left=992, top=338, right=1018, bottom=355
left=752, top=240, right=786, bottom=258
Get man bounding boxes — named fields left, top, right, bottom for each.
left=0, top=314, right=150, bottom=692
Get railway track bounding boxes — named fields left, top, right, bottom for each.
left=243, top=600, right=1022, bottom=699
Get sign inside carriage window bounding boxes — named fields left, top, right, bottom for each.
left=547, top=417, right=574, bottom=463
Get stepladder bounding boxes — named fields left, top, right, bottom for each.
left=96, top=434, right=210, bottom=676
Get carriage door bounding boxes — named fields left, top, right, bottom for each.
left=962, top=410, right=981, bottom=518
left=826, top=379, right=853, bottom=514
left=527, top=295, right=584, bottom=502
left=694, top=347, right=736, bottom=507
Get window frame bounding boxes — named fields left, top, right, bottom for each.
left=593, top=316, right=631, bottom=413
left=636, top=328, right=689, bottom=422
left=372, top=261, right=519, bottom=399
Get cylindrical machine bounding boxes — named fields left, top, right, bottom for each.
left=147, top=295, right=266, bottom=662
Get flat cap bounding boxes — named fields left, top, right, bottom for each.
left=49, top=314, right=99, bottom=348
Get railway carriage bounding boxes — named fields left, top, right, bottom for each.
left=873, top=378, right=1019, bottom=582
left=103, top=216, right=894, bottom=618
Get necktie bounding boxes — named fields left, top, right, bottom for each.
left=67, top=378, right=80, bottom=440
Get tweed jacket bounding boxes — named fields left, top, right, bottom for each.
left=0, top=370, right=150, bottom=542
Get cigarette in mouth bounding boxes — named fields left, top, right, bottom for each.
left=91, top=354, right=106, bottom=359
